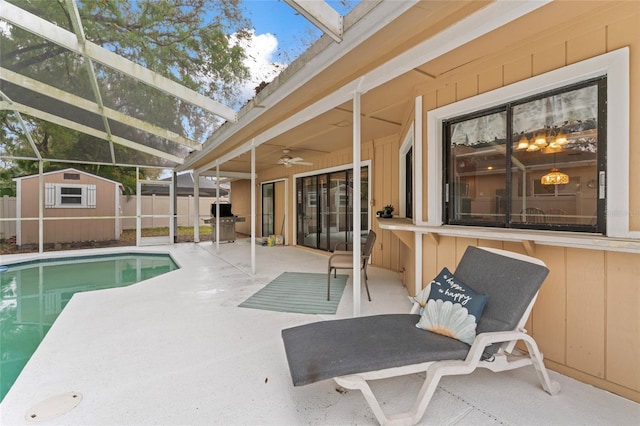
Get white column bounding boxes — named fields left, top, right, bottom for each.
left=352, top=92, right=362, bottom=317
left=169, top=173, right=175, bottom=244
left=251, top=144, right=256, bottom=275
left=136, top=167, right=141, bottom=247
left=38, top=161, right=43, bottom=253
left=216, top=163, right=220, bottom=253
left=193, top=171, right=200, bottom=242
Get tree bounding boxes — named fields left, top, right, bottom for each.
left=0, top=0, right=252, bottom=192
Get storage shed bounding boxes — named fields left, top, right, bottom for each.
left=13, top=168, right=122, bottom=247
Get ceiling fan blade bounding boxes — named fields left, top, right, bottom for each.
left=293, top=161, right=313, bottom=166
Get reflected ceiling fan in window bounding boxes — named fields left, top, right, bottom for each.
left=276, top=149, right=313, bottom=168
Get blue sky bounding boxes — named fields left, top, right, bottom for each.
left=235, top=0, right=359, bottom=101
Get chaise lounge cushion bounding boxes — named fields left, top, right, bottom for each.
left=453, top=246, right=549, bottom=356
left=282, top=314, right=471, bottom=386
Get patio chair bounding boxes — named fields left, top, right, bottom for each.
left=327, top=230, right=376, bottom=301
left=282, top=246, right=560, bottom=425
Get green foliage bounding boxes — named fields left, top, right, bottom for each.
left=1, top=0, right=252, bottom=191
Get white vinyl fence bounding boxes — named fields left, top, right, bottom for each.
left=0, top=195, right=17, bottom=241
left=120, top=195, right=225, bottom=229
left=0, top=195, right=226, bottom=241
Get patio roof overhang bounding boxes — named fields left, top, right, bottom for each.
left=180, top=0, right=557, bottom=178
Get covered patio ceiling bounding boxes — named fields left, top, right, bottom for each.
left=0, top=0, right=351, bottom=170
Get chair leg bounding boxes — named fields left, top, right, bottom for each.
left=327, top=267, right=332, bottom=301
left=363, top=266, right=371, bottom=301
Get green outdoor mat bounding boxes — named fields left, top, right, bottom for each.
left=239, top=272, right=347, bottom=314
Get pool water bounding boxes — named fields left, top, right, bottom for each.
left=0, top=253, right=179, bottom=401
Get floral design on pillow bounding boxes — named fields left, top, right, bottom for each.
left=409, top=283, right=431, bottom=314
left=415, top=267, right=488, bottom=345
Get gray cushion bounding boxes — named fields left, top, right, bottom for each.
left=453, top=246, right=549, bottom=355
left=282, top=314, right=471, bottom=386
left=281, top=246, right=549, bottom=386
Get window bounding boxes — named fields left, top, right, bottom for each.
left=427, top=48, right=632, bottom=239
left=45, top=183, right=96, bottom=208
left=443, top=79, right=605, bottom=233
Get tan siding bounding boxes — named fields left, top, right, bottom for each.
left=477, top=65, right=502, bottom=95
left=531, top=246, right=567, bottom=365
left=436, top=83, right=455, bottom=108
left=19, top=172, right=118, bottom=245
left=532, top=42, right=566, bottom=75
left=456, top=75, right=478, bottom=101
left=503, top=55, right=532, bottom=86
left=566, top=27, right=607, bottom=65
left=566, top=249, right=606, bottom=378
left=606, top=252, right=640, bottom=392
left=231, top=180, right=252, bottom=235
left=608, top=12, right=640, bottom=230
left=274, top=180, right=286, bottom=242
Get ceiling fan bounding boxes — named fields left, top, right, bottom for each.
left=276, top=149, right=312, bottom=168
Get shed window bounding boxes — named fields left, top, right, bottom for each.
left=45, top=183, right=96, bottom=208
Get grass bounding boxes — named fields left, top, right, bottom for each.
left=1, top=226, right=217, bottom=254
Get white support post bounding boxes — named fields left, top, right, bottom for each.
left=38, top=161, right=43, bottom=253
left=251, top=144, right=256, bottom=275
left=136, top=167, right=141, bottom=247
left=414, top=96, right=424, bottom=225
left=415, top=232, right=423, bottom=296
left=216, top=163, right=220, bottom=254
left=353, top=92, right=362, bottom=317
left=194, top=171, right=200, bottom=243
left=169, top=173, right=175, bottom=244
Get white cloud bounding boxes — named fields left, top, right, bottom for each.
left=0, top=21, right=12, bottom=37
left=234, top=30, right=287, bottom=104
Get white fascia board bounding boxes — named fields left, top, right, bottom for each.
left=1, top=67, right=202, bottom=151
left=0, top=0, right=236, bottom=123
left=8, top=102, right=184, bottom=164
left=183, top=0, right=548, bottom=172
left=284, top=0, right=343, bottom=42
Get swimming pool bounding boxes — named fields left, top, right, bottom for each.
left=0, top=253, right=179, bottom=401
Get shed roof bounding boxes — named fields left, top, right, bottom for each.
left=12, top=167, right=122, bottom=186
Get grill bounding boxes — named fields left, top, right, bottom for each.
left=204, top=203, right=245, bottom=243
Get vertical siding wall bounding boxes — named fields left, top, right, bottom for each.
left=19, top=174, right=117, bottom=245
left=232, top=139, right=403, bottom=269
left=410, top=2, right=640, bottom=402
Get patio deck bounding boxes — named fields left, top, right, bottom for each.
left=1, top=240, right=638, bottom=425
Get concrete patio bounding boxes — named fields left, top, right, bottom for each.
left=1, top=240, right=638, bottom=425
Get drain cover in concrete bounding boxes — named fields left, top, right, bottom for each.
left=25, top=392, right=82, bottom=422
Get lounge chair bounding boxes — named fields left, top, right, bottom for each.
left=327, top=230, right=377, bottom=301
left=282, top=246, right=560, bottom=425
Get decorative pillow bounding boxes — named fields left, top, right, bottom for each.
left=409, top=283, right=431, bottom=315
left=415, top=267, right=488, bottom=345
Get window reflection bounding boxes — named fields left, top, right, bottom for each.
left=445, top=80, right=603, bottom=232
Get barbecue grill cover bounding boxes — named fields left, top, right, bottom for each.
left=211, top=203, right=233, bottom=217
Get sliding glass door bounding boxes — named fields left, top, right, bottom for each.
left=262, top=182, right=274, bottom=237
left=296, top=166, right=368, bottom=251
